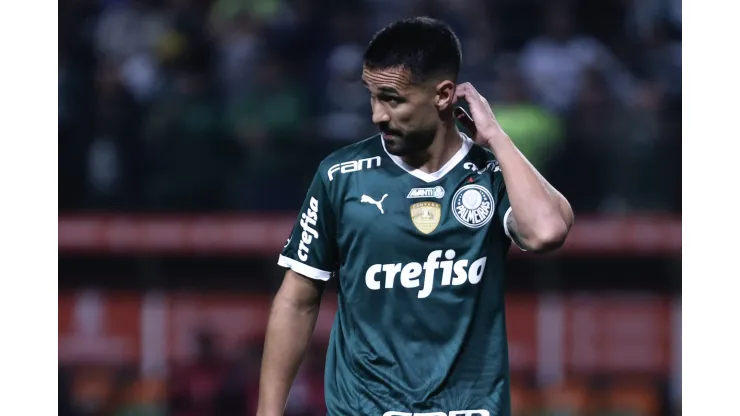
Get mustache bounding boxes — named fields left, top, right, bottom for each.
left=379, top=124, right=403, bottom=136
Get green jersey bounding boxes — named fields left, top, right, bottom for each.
left=279, top=133, right=522, bottom=416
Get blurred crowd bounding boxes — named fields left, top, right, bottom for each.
left=59, top=0, right=682, bottom=214
left=59, top=331, right=328, bottom=416
left=59, top=330, right=672, bottom=416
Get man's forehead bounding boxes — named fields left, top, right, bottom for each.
left=362, top=66, right=414, bottom=91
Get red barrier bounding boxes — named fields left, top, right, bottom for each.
left=58, top=291, right=677, bottom=375
left=58, top=215, right=681, bottom=256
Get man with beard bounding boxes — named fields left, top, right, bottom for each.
left=258, top=17, right=574, bottom=416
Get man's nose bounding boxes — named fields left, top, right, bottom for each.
left=371, top=102, right=390, bottom=125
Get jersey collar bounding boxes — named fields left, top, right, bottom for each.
left=381, top=132, right=474, bottom=183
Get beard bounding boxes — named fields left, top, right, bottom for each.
left=382, top=127, right=435, bottom=157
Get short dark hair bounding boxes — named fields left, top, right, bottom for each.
left=363, top=17, right=462, bottom=84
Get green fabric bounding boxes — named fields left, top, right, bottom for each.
left=280, top=135, right=517, bottom=414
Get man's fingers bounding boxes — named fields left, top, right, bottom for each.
left=454, top=107, right=477, bottom=135
left=454, top=82, right=471, bottom=100
left=454, top=83, right=485, bottom=109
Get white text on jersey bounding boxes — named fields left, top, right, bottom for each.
left=464, top=160, right=500, bottom=174
left=365, top=250, right=487, bottom=298
left=328, top=156, right=381, bottom=181
left=297, top=197, right=319, bottom=261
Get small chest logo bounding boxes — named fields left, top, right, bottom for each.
left=410, top=201, right=442, bottom=234
left=452, top=184, right=494, bottom=228
left=361, top=194, right=388, bottom=214
left=407, top=186, right=445, bottom=199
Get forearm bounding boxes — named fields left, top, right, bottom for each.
left=538, top=169, right=574, bottom=230
left=488, top=134, right=572, bottom=251
left=257, top=289, right=321, bottom=415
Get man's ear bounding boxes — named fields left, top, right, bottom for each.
left=434, top=80, right=456, bottom=111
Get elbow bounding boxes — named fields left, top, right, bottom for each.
left=526, top=219, right=569, bottom=253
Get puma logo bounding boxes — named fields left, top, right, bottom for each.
left=360, top=194, right=388, bottom=214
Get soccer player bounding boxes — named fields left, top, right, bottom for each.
left=258, top=17, right=574, bottom=416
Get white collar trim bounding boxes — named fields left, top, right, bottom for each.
left=381, top=132, right=474, bottom=183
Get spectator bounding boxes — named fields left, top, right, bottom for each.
left=319, top=8, right=374, bottom=143
left=85, top=59, right=144, bottom=210
left=212, top=11, right=266, bottom=100
left=143, top=67, right=231, bottom=211
left=225, top=53, right=310, bottom=210
left=489, top=56, right=563, bottom=172
left=169, top=331, right=227, bottom=416
left=519, top=6, right=635, bottom=114
left=58, top=0, right=681, bottom=215
left=640, top=19, right=682, bottom=100
left=95, top=0, right=167, bottom=102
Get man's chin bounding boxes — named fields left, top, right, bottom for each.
left=382, top=136, right=407, bottom=156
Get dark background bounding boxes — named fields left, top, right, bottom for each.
left=58, top=0, right=682, bottom=415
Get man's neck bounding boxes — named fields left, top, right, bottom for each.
left=402, top=122, right=463, bottom=174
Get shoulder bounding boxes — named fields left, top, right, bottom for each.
left=316, top=134, right=385, bottom=185
left=464, top=143, right=501, bottom=175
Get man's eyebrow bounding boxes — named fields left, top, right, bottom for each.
left=377, top=86, right=401, bottom=95
left=361, top=79, right=402, bottom=95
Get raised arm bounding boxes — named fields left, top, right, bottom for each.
left=454, top=82, right=574, bottom=253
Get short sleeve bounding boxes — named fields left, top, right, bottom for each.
left=492, top=165, right=527, bottom=251
left=277, top=170, right=339, bottom=280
